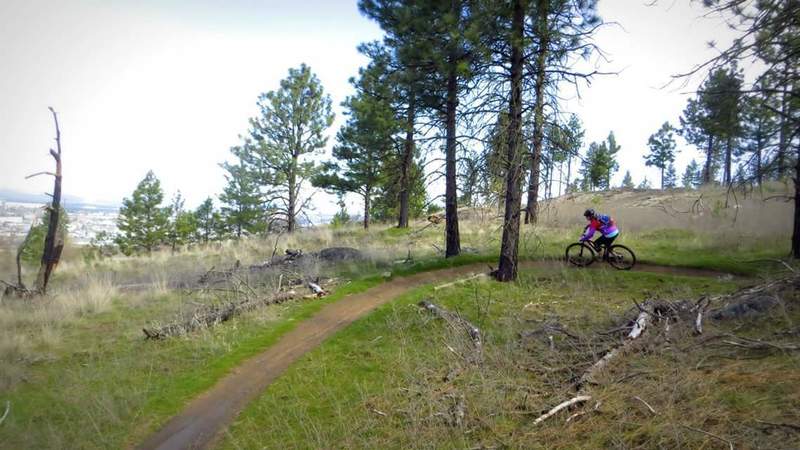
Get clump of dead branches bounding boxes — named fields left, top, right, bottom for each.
left=144, top=259, right=337, bottom=339
left=526, top=273, right=800, bottom=426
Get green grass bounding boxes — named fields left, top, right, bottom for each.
left=523, top=226, right=788, bottom=275
left=218, top=267, right=797, bottom=450
left=0, top=205, right=793, bottom=449
left=0, top=252, right=511, bottom=449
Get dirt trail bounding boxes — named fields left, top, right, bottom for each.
left=136, top=261, right=733, bottom=450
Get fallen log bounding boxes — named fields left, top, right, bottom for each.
left=419, top=300, right=482, bottom=360
left=578, top=305, right=652, bottom=389
left=307, top=281, right=327, bottom=297
left=143, top=290, right=300, bottom=339
left=628, top=311, right=650, bottom=339
left=0, top=400, right=9, bottom=426
left=533, top=395, right=591, bottom=425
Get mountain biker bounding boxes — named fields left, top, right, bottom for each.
left=579, top=208, right=619, bottom=260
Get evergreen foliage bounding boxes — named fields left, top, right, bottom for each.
left=682, top=159, right=702, bottom=189
left=19, top=207, right=69, bottom=265
left=219, top=158, right=266, bottom=238
left=313, top=52, right=399, bottom=229
left=237, top=64, right=334, bottom=233
left=644, top=122, right=678, bottom=189
left=621, top=170, right=634, bottom=189
left=115, top=171, right=170, bottom=255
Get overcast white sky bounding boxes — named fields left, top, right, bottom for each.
left=0, top=0, right=738, bottom=217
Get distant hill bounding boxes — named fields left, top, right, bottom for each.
left=0, top=189, right=119, bottom=212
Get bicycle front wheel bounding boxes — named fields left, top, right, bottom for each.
left=566, top=242, right=596, bottom=267
left=608, top=244, right=636, bottom=270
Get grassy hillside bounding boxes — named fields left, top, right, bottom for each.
left=0, top=185, right=795, bottom=448
left=220, top=268, right=799, bottom=449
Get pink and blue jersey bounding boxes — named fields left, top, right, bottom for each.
left=581, top=214, right=619, bottom=241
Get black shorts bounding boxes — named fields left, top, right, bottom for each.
left=594, top=234, right=618, bottom=250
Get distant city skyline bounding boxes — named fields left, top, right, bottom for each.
left=1, top=0, right=739, bottom=217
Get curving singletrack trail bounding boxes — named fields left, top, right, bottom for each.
left=136, top=260, right=733, bottom=450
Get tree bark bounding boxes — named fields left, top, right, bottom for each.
left=756, top=131, right=763, bottom=185
left=35, top=107, right=63, bottom=294
left=724, top=137, right=732, bottom=186
left=703, top=135, right=714, bottom=184
left=524, top=0, right=548, bottom=224
left=398, top=94, right=415, bottom=228
left=288, top=150, right=297, bottom=233
left=777, top=63, right=789, bottom=179
left=363, top=188, right=371, bottom=229
left=496, top=0, right=525, bottom=282
left=445, top=55, right=461, bottom=258
left=660, top=166, right=665, bottom=190
left=566, top=156, right=572, bottom=193
left=793, top=143, right=800, bottom=258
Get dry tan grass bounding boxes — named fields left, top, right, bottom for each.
left=537, top=184, right=793, bottom=237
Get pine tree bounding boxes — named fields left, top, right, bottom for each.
left=360, top=0, right=481, bottom=257
left=166, top=192, right=196, bottom=251
left=115, top=171, right=170, bottom=255
left=330, top=195, right=352, bottom=228
left=239, top=64, right=334, bottom=233
left=664, top=163, right=677, bottom=188
left=621, top=170, right=634, bottom=189
left=680, top=68, right=742, bottom=185
left=603, top=131, right=621, bottom=188
left=561, top=115, right=585, bottom=193
left=638, top=177, right=652, bottom=189
left=682, top=159, right=701, bottom=189
left=644, top=122, right=678, bottom=189
left=219, top=158, right=266, bottom=238
left=581, top=138, right=617, bottom=191
left=194, top=197, right=218, bottom=243
left=740, top=82, right=779, bottom=184
left=521, top=0, right=601, bottom=223
left=312, top=55, right=399, bottom=229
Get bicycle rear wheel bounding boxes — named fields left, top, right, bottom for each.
left=565, top=242, right=596, bottom=267
left=608, top=244, right=636, bottom=270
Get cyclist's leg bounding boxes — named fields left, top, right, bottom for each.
left=605, top=234, right=619, bottom=260
left=594, top=236, right=610, bottom=259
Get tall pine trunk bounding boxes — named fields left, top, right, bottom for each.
left=793, top=143, right=800, bottom=258
left=724, top=138, right=732, bottom=185
left=363, top=188, right=371, bottom=229
left=497, top=0, right=525, bottom=282
left=703, top=135, right=714, bottom=184
left=565, top=156, right=572, bottom=193
left=777, top=63, right=789, bottom=179
left=398, top=94, right=415, bottom=228
left=524, top=0, right=548, bottom=224
left=287, top=151, right=297, bottom=233
left=756, top=126, right=763, bottom=185
left=445, top=58, right=461, bottom=257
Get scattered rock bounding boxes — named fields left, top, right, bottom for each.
left=318, top=247, right=363, bottom=262
left=710, top=295, right=781, bottom=320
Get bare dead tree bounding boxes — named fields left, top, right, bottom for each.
left=35, top=108, right=64, bottom=293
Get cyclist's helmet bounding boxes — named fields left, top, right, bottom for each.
left=583, top=208, right=596, bottom=218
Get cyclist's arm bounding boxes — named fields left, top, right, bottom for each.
left=580, top=224, right=596, bottom=242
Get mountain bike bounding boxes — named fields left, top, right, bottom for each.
left=565, top=238, right=636, bottom=270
